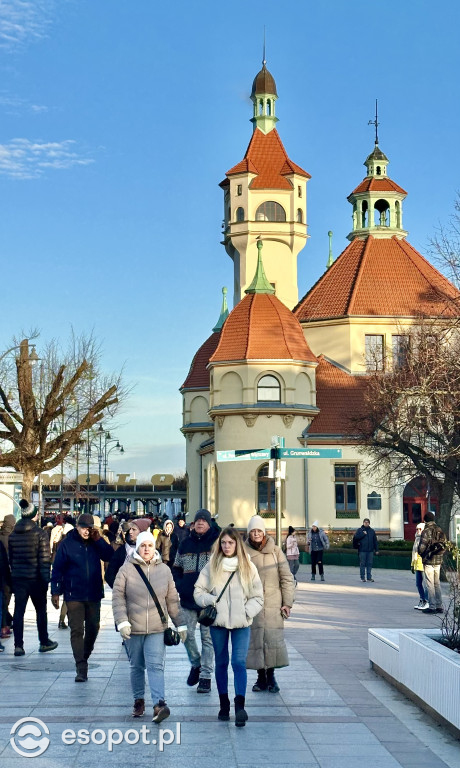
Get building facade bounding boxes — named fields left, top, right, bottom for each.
left=180, top=60, right=460, bottom=538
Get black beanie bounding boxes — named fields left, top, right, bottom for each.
left=19, top=499, right=37, bottom=519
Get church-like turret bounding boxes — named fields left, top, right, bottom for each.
left=220, top=58, right=311, bottom=310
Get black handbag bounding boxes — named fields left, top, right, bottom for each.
left=197, top=571, right=235, bottom=626
left=134, top=564, right=181, bottom=646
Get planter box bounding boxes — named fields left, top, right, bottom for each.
left=369, top=627, right=460, bottom=735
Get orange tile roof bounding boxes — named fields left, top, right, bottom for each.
left=210, top=292, right=317, bottom=363
left=226, top=129, right=311, bottom=190
left=350, top=177, right=407, bottom=196
left=309, top=356, right=368, bottom=435
left=294, top=235, right=460, bottom=321
left=181, top=332, right=221, bottom=390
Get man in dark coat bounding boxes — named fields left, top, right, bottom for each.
left=172, top=509, right=219, bottom=693
left=51, top=513, right=113, bottom=682
left=354, top=518, right=379, bottom=582
left=8, top=499, right=58, bottom=656
left=0, top=513, right=15, bottom=637
left=418, top=511, right=446, bottom=614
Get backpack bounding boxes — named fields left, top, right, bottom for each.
left=352, top=533, right=360, bottom=549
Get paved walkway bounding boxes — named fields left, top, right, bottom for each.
left=0, top=564, right=459, bottom=767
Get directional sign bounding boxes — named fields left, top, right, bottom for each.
left=280, top=448, right=342, bottom=459
left=217, top=449, right=271, bottom=462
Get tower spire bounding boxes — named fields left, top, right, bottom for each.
left=327, top=231, right=334, bottom=269
left=245, top=239, right=275, bottom=294
left=368, top=99, right=380, bottom=145
left=263, top=25, right=266, bottom=66
left=212, top=287, right=229, bottom=332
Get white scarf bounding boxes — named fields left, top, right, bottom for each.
left=222, top=555, right=239, bottom=572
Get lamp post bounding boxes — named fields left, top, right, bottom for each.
left=83, top=425, right=124, bottom=515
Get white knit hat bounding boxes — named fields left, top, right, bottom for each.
left=311, top=520, right=319, bottom=528
left=247, top=515, right=266, bottom=534
left=135, top=531, right=156, bottom=551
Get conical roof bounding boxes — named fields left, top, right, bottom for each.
left=294, top=235, right=460, bottom=321
left=210, top=292, right=317, bottom=363
left=181, top=332, right=221, bottom=390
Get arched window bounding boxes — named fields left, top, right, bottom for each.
left=361, top=200, right=368, bottom=228
left=374, top=198, right=390, bottom=227
left=376, top=165, right=381, bottom=175
left=257, top=464, right=275, bottom=513
left=236, top=207, right=244, bottom=222
left=257, top=374, right=281, bottom=402
left=266, top=99, right=271, bottom=116
left=259, top=99, right=263, bottom=116
left=255, top=201, right=286, bottom=222
left=296, top=208, right=303, bottom=223
left=395, top=200, right=401, bottom=228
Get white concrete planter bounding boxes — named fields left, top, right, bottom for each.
left=369, top=627, right=460, bottom=733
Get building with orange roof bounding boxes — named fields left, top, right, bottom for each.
left=180, top=60, right=460, bottom=539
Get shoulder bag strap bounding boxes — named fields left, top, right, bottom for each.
left=215, top=571, right=236, bottom=604
left=134, top=563, right=167, bottom=626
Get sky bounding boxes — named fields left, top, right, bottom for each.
left=1, top=0, right=459, bottom=481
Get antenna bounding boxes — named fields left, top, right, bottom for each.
left=368, top=99, right=379, bottom=145
left=263, top=26, right=266, bottom=66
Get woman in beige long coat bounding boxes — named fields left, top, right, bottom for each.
left=244, top=515, right=295, bottom=693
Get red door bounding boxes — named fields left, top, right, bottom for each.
left=403, top=477, right=439, bottom=540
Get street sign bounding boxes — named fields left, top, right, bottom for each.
left=217, top=449, right=271, bottom=462
left=280, top=448, right=342, bottom=459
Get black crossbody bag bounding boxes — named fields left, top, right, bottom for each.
left=197, top=571, right=236, bottom=626
left=134, top=564, right=181, bottom=646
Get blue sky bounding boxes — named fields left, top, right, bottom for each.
left=1, top=0, right=459, bottom=480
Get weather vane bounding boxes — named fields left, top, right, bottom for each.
left=368, top=99, right=379, bottom=145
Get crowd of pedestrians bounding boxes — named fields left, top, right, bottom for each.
left=0, top=501, right=450, bottom=724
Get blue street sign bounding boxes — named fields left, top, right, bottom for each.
left=279, top=448, right=342, bottom=459
left=217, top=449, right=271, bottom=462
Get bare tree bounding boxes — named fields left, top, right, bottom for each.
left=430, top=194, right=460, bottom=288
left=351, top=321, right=460, bottom=534
left=0, top=333, right=126, bottom=498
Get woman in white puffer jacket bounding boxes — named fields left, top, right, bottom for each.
left=194, top=527, right=263, bottom=727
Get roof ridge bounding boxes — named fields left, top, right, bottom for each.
left=347, top=236, right=374, bottom=313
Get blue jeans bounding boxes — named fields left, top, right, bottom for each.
left=127, top=632, right=165, bottom=703
left=210, top=626, right=250, bottom=697
left=415, top=571, right=428, bottom=601
left=359, top=551, right=374, bottom=580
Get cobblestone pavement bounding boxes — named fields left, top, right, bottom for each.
left=0, top=563, right=459, bottom=767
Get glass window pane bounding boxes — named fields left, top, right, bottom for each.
left=403, top=502, right=409, bottom=523
left=335, top=484, right=345, bottom=510
left=365, top=335, right=384, bottom=371
left=347, top=483, right=357, bottom=510
left=412, top=503, right=422, bottom=524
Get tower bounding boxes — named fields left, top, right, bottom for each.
left=346, top=142, right=408, bottom=241
left=220, top=59, right=311, bottom=310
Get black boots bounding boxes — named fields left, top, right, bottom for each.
left=234, top=695, right=248, bottom=727
left=252, top=668, right=267, bottom=692
left=218, top=693, right=230, bottom=721
left=266, top=667, right=280, bottom=693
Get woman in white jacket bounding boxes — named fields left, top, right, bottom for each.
left=194, top=527, right=263, bottom=727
